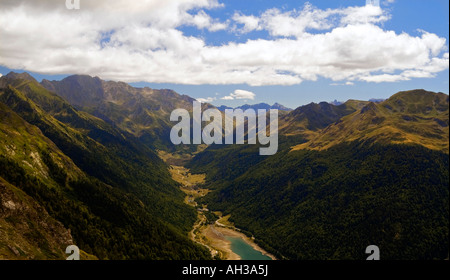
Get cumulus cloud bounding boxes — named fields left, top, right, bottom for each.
left=0, top=1, right=447, bottom=86
left=188, top=10, right=228, bottom=31
left=221, top=90, right=256, bottom=100
left=232, top=4, right=390, bottom=37
left=232, top=13, right=261, bottom=34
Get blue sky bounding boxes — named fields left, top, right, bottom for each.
left=0, top=0, right=448, bottom=108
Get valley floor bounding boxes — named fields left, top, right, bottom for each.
left=160, top=151, right=275, bottom=260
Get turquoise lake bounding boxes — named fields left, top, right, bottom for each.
left=225, top=236, right=272, bottom=260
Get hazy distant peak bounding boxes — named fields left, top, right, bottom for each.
left=271, top=103, right=293, bottom=111
left=368, top=98, right=385, bottom=103
left=217, top=102, right=292, bottom=111
left=330, top=100, right=343, bottom=106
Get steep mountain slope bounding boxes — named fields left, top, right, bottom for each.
left=191, top=89, right=449, bottom=260
left=203, top=142, right=448, bottom=260
left=1, top=74, right=191, bottom=228
left=41, top=75, right=202, bottom=151
left=0, top=101, right=75, bottom=259
left=0, top=177, right=73, bottom=260
left=0, top=100, right=85, bottom=185
left=0, top=74, right=211, bottom=260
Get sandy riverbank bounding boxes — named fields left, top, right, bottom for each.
left=203, top=225, right=241, bottom=260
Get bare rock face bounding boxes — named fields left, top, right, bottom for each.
left=0, top=179, right=73, bottom=260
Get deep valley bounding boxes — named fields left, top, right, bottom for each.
left=0, top=72, right=448, bottom=260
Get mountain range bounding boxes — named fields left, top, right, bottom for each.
left=1, top=72, right=448, bottom=260
left=216, top=103, right=292, bottom=112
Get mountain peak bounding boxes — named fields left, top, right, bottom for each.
left=62, top=74, right=102, bottom=85
left=387, top=89, right=447, bottom=102
left=360, top=102, right=378, bottom=114
left=4, top=71, right=37, bottom=83
left=382, top=89, right=449, bottom=114
left=272, top=102, right=293, bottom=111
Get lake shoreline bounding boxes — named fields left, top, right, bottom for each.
left=212, top=224, right=277, bottom=260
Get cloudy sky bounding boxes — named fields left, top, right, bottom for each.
left=0, top=0, right=448, bottom=108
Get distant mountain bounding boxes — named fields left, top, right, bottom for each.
left=330, top=99, right=343, bottom=106
left=279, top=100, right=370, bottom=137
left=216, top=105, right=233, bottom=111
left=369, top=98, right=386, bottom=103
left=238, top=102, right=292, bottom=111
left=293, top=90, right=449, bottom=152
left=217, top=102, right=292, bottom=112
left=41, top=75, right=212, bottom=151
left=331, top=98, right=385, bottom=106
left=42, top=76, right=292, bottom=151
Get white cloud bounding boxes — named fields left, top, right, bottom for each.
left=232, top=4, right=389, bottom=37
left=0, top=1, right=447, bottom=86
left=232, top=13, right=261, bottom=33
left=188, top=10, right=228, bottom=31
left=221, top=89, right=256, bottom=100
left=197, top=97, right=216, bottom=103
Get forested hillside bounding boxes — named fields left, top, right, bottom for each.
left=190, top=89, right=449, bottom=260
left=0, top=73, right=210, bottom=260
